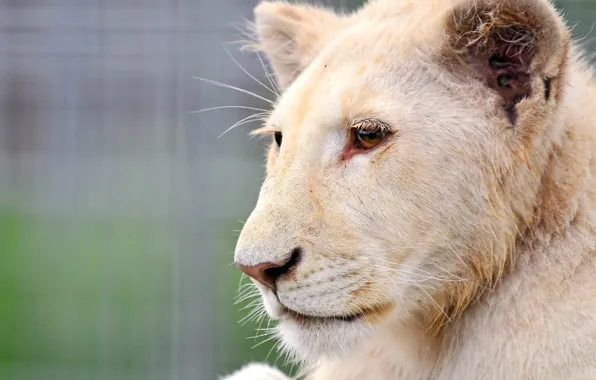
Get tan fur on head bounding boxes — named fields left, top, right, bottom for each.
left=225, top=0, right=596, bottom=379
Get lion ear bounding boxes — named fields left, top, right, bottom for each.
left=446, top=0, right=570, bottom=124
left=250, top=1, right=345, bottom=89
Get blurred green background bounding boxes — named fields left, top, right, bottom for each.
left=0, top=1, right=594, bottom=379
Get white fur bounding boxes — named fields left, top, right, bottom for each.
left=220, top=363, right=290, bottom=380
left=223, top=0, right=596, bottom=379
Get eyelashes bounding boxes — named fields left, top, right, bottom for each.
left=351, top=119, right=393, bottom=151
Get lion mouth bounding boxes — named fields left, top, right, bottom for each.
left=281, top=303, right=393, bottom=324
left=282, top=307, right=364, bottom=323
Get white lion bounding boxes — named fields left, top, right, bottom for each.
left=223, top=0, right=596, bottom=379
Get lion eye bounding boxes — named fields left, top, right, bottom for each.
left=354, top=127, right=388, bottom=150
left=274, top=131, right=283, bottom=147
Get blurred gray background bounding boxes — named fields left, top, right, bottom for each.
left=0, top=1, right=594, bottom=380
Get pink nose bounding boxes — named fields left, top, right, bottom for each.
left=235, top=248, right=301, bottom=291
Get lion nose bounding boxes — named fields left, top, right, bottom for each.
left=235, top=248, right=302, bottom=291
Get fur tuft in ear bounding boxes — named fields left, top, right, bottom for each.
left=247, top=1, right=345, bottom=89
left=446, top=0, right=570, bottom=124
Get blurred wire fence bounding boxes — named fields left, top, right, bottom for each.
left=0, top=1, right=594, bottom=379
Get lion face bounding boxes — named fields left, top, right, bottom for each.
left=233, top=0, right=569, bottom=363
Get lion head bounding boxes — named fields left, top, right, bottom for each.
left=233, top=0, right=570, bottom=364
